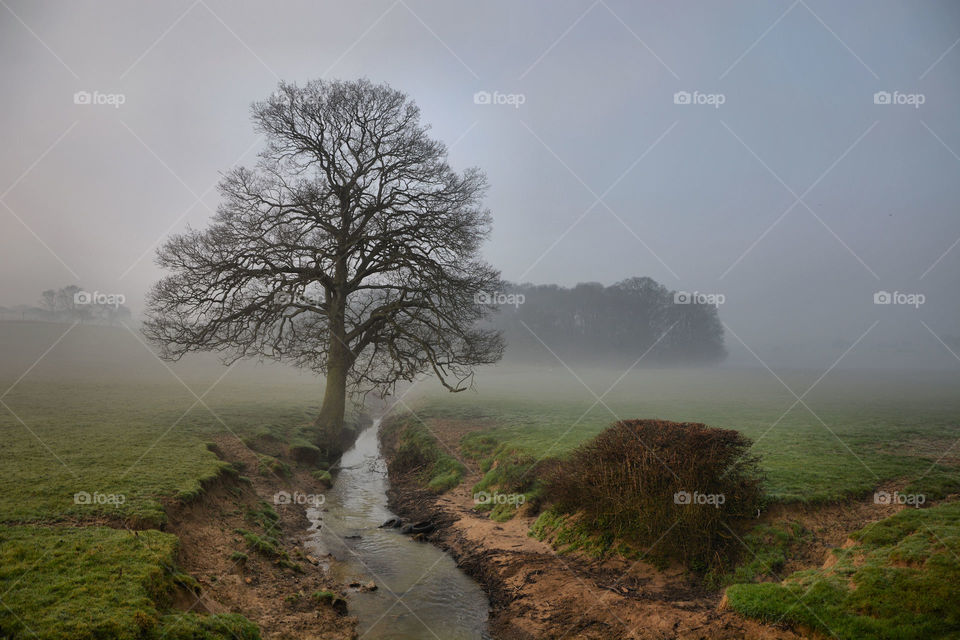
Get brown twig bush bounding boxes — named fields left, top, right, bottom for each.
left=545, top=419, right=764, bottom=569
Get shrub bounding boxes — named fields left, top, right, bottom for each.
left=544, top=419, right=763, bottom=569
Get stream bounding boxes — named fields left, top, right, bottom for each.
left=305, top=420, right=491, bottom=639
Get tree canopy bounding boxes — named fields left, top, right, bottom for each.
left=145, top=79, right=504, bottom=440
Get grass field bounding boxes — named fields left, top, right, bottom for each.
left=3, top=321, right=959, bottom=639
left=0, top=379, right=323, bottom=526
left=400, top=363, right=960, bottom=638
left=406, top=364, right=960, bottom=503
left=0, top=525, right=260, bottom=639
left=0, top=322, right=327, bottom=639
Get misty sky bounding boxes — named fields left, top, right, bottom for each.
left=2, top=0, right=959, bottom=369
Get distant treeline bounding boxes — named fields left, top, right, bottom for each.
left=0, top=285, right=131, bottom=326
left=2, top=279, right=725, bottom=364
left=491, top=277, right=726, bottom=365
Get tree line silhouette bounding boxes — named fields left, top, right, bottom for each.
left=491, top=277, right=726, bottom=365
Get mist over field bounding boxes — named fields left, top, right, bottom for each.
left=2, top=2, right=960, bottom=640
left=2, top=1, right=960, bottom=372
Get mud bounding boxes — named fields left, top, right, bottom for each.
left=165, top=433, right=357, bottom=639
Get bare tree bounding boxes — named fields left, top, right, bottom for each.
left=144, top=79, right=503, bottom=445
left=40, top=289, right=56, bottom=314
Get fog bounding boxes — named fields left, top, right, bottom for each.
left=2, top=1, right=959, bottom=371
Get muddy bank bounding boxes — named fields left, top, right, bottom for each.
left=380, top=422, right=805, bottom=640
left=165, top=433, right=357, bottom=639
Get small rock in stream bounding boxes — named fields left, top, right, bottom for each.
left=400, top=520, right=436, bottom=535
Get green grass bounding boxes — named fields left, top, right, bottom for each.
left=409, top=366, right=960, bottom=504
left=0, top=525, right=259, bottom=639
left=154, top=613, right=260, bottom=640
left=383, top=417, right=465, bottom=492
left=529, top=507, right=652, bottom=560
left=0, top=322, right=334, bottom=638
left=725, top=502, right=960, bottom=639
left=0, top=379, right=324, bottom=525
left=702, top=522, right=812, bottom=589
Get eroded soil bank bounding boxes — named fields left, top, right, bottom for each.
left=165, top=434, right=357, bottom=639
left=380, top=419, right=911, bottom=640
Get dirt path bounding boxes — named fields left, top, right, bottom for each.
left=165, top=434, right=357, bottom=639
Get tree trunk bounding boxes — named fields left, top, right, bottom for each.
left=315, top=278, right=352, bottom=450
left=315, top=350, right=349, bottom=448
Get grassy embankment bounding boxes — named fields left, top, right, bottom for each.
left=726, top=501, right=960, bottom=638
left=0, top=322, right=351, bottom=639
left=390, top=364, right=960, bottom=638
